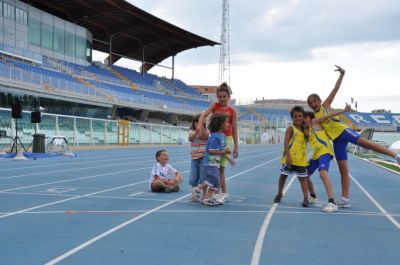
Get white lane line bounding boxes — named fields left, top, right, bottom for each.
left=45, top=193, right=193, bottom=265
left=0, top=180, right=148, bottom=219
left=0, top=167, right=152, bottom=192
left=0, top=149, right=274, bottom=182
left=0, top=150, right=278, bottom=193
left=45, top=157, right=280, bottom=265
left=0, top=152, right=190, bottom=173
left=350, top=174, right=400, bottom=230
left=0, top=157, right=187, bottom=181
left=349, top=153, right=400, bottom=176
left=2, top=209, right=400, bottom=217
left=0, top=169, right=189, bottom=219
left=128, top=192, right=144, bottom=197
left=250, top=175, right=296, bottom=265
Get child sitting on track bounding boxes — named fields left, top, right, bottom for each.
left=149, top=150, right=183, bottom=193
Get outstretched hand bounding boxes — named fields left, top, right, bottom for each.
left=334, top=65, right=345, bottom=74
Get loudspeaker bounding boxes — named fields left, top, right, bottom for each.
left=11, top=102, right=22, bottom=119
left=31, top=111, right=41, bottom=123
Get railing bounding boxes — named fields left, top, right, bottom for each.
left=0, top=108, right=281, bottom=149
left=0, top=64, right=204, bottom=114
left=0, top=108, right=189, bottom=148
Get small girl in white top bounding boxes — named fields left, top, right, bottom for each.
left=150, top=150, right=183, bottom=192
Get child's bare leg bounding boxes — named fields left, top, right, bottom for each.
left=337, top=160, right=350, bottom=199
left=204, top=187, right=216, bottom=199
left=307, top=177, right=316, bottom=197
left=319, top=170, right=334, bottom=200
left=298, top=177, right=310, bottom=207
left=357, top=137, right=396, bottom=158
left=298, top=177, right=309, bottom=200
left=151, top=180, right=165, bottom=192
left=276, top=174, right=287, bottom=197
left=219, top=166, right=227, bottom=193
left=274, top=174, right=287, bottom=203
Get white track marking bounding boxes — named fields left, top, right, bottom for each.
left=0, top=149, right=277, bottom=182
left=0, top=180, right=148, bottom=219
left=2, top=209, right=399, bottom=217
left=250, top=175, right=296, bottom=265
left=349, top=153, right=400, bottom=175
left=0, top=167, right=152, bottom=192
left=128, top=192, right=144, bottom=197
left=350, top=174, right=400, bottom=229
left=44, top=157, right=280, bottom=264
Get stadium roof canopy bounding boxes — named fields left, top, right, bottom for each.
left=21, top=0, right=218, bottom=71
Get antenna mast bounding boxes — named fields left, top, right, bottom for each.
left=218, top=0, right=230, bottom=85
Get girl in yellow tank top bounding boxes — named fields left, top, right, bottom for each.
left=274, top=106, right=310, bottom=207
left=280, top=125, right=308, bottom=166
left=303, top=108, right=350, bottom=212
left=306, top=65, right=400, bottom=208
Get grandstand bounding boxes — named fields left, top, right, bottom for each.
left=0, top=0, right=222, bottom=147
left=0, top=0, right=398, bottom=149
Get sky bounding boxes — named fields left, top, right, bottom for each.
left=94, top=0, right=400, bottom=113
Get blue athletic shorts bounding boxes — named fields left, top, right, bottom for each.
left=307, top=153, right=333, bottom=176
left=333, top=128, right=361, bottom=160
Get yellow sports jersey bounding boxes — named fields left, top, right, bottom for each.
left=281, top=125, right=308, bottom=167
left=308, top=127, right=334, bottom=160
left=315, top=105, right=347, bottom=140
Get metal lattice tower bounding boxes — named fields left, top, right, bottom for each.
left=218, top=0, right=230, bottom=85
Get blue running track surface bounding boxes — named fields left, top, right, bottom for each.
left=0, top=145, right=399, bottom=265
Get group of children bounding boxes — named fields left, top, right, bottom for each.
left=274, top=65, right=400, bottom=212
left=149, top=82, right=238, bottom=206
left=148, top=65, right=400, bottom=210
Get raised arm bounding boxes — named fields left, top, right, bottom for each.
left=197, top=102, right=216, bottom=132
left=312, top=103, right=351, bottom=124
left=323, top=65, right=345, bottom=108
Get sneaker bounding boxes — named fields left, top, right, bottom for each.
left=221, top=193, right=229, bottom=203
left=337, top=197, right=351, bottom=208
left=191, top=187, right=202, bottom=202
left=213, top=193, right=224, bottom=205
left=302, top=198, right=310, bottom=207
left=395, top=153, right=400, bottom=165
left=201, top=197, right=218, bottom=206
left=323, top=202, right=338, bottom=213
left=164, top=185, right=174, bottom=193
left=308, top=196, right=318, bottom=204
left=172, top=186, right=180, bottom=192
left=273, top=194, right=282, bottom=203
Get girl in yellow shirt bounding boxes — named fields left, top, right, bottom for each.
left=307, top=65, right=400, bottom=208
left=304, top=104, right=351, bottom=213
left=274, top=106, right=310, bottom=207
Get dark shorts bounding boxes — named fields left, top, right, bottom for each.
left=333, top=128, right=361, bottom=160
left=280, top=164, right=308, bottom=177
left=307, top=153, right=333, bottom=176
